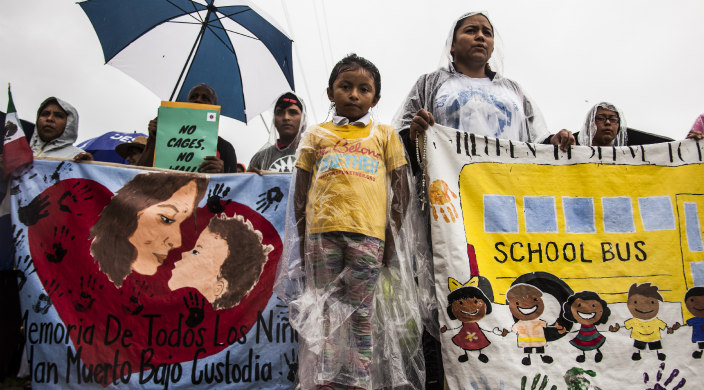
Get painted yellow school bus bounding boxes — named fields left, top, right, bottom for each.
left=459, top=162, right=704, bottom=317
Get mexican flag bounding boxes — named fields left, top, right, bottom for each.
left=2, top=85, right=32, bottom=179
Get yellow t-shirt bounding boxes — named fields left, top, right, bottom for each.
left=296, top=121, right=407, bottom=240
left=624, top=317, right=667, bottom=342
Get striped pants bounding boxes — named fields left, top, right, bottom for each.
left=308, top=231, right=384, bottom=389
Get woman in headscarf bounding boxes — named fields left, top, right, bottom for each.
left=30, top=97, right=92, bottom=160
left=572, top=102, right=672, bottom=146
left=394, top=12, right=557, bottom=388
left=575, top=102, right=628, bottom=146
left=394, top=11, right=559, bottom=171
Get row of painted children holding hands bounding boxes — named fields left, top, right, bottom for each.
left=444, top=279, right=704, bottom=367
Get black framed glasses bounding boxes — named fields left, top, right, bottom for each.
left=595, top=115, right=619, bottom=123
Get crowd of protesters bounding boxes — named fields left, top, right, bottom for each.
left=2, top=9, right=704, bottom=390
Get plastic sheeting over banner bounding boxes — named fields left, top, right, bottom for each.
left=11, top=159, right=296, bottom=389
left=425, top=124, right=704, bottom=390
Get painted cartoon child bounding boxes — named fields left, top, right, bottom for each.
left=501, top=283, right=555, bottom=365
left=609, top=283, right=680, bottom=361
left=560, top=291, right=611, bottom=363
left=684, top=286, right=704, bottom=359
left=440, top=276, right=494, bottom=363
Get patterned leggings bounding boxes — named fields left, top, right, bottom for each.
left=308, top=232, right=384, bottom=388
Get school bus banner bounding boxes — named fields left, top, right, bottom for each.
left=10, top=159, right=297, bottom=390
left=425, top=125, right=704, bottom=390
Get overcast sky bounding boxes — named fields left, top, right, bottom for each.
left=2, top=0, right=703, bottom=165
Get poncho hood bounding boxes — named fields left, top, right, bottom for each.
left=30, top=96, right=83, bottom=158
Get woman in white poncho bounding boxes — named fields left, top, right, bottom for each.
left=394, top=12, right=561, bottom=172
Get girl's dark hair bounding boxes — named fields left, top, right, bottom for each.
left=446, top=286, right=492, bottom=320
left=328, top=53, right=381, bottom=99
left=90, top=172, right=208, bottom=287
left=562, top=291, right=611, bottom=325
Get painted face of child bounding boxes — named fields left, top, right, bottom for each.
left=451, top=296, right=487, bottom=323
left=327, top=68, right=379, bottom=122
left=128, top=181, right=197, bottom=276
left=508, top=292, right=544, bottom=321
left=570, top=298, right=604, bottom=326
left=627, top=293, right=659, bottom=320
left=686, top=295, right=704, bottom=317
left=169, top=227, right=229, bottom=303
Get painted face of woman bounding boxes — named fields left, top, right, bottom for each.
left=128, top=181, right=198, bottom=275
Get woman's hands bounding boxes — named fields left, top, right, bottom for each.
left=550, top=129, right=575, bottom=152
left=410, top=109, right=434, bottom=140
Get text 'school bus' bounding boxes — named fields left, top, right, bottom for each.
left=460, top=162, right=704, bottom=319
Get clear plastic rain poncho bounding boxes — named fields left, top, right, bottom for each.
left=392, top=11, right=548, bottom=144
left=248, top=92, right=308, bottom=173
left=391, top=11, right=550, bottom=342
left=577, top=101, right=628, bottom=146
left=274, top=117, right=431, bottom=390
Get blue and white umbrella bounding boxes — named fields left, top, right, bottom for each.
left=77, top=131, right=147, bottom=163
left=79, top=0, right=294, bottom=123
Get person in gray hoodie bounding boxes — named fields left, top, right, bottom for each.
left=30, top=97, right=91, bottom=160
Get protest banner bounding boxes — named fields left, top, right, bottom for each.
left=425, top=124, right=704, bottom=390
left=11, top=159, right=296, bottom=389
left=154, top=101, right=219, bottom=172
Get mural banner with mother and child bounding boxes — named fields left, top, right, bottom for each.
left=425, top=124, right=704, bottom=390
left=10, top=159, right=297, bottom=390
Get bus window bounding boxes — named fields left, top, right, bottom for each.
left=602, top=197, right=635, bottom=233
left=524, top=196, right=558, bottom=233
left=562, top=197, right=596, bottom=233
left=639, top=196, right=675, bottom=231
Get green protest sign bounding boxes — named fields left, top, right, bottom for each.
left=154, top=101, right=220, bottom=172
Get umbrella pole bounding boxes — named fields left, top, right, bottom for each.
left=170, top=8, right=212, bottom=101
left=260, top=114, right=271, bottom=135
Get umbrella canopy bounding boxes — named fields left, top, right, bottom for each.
left=77, top=131, right=147, bottom=164
left=79, top=0, right=294, bottom=123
